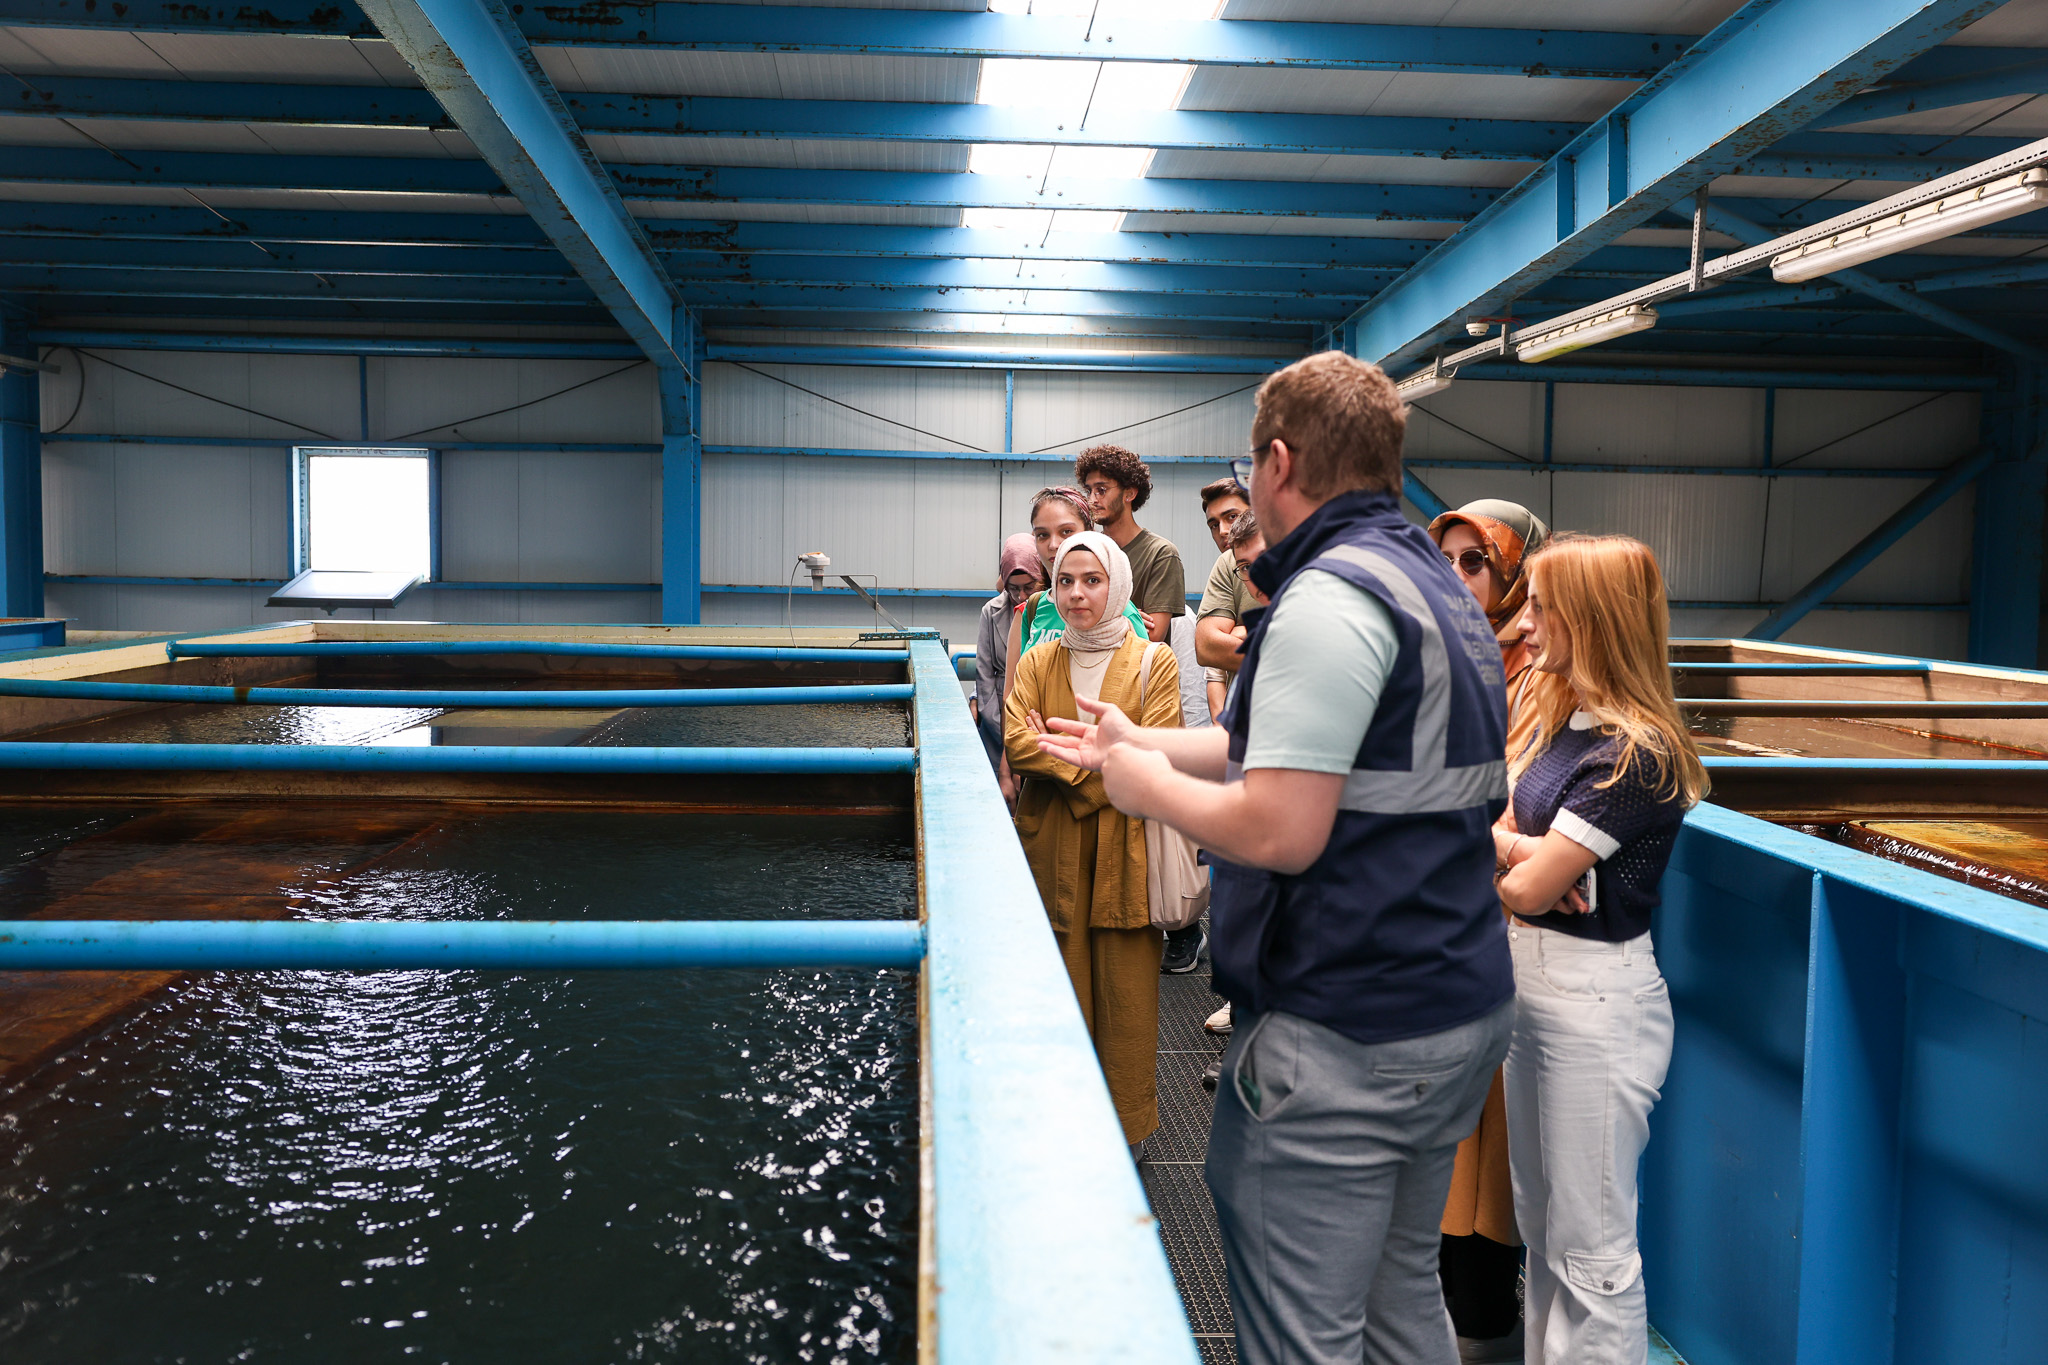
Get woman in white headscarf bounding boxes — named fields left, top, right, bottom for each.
left=1004, top=531, right=1184, bottom=1157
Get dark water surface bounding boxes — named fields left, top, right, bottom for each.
left=0, top=810, right=918, bottom=1365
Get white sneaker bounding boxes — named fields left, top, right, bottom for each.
left=1204, top=1003, right=1234, bottom=1035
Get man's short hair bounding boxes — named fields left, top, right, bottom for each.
left=1228, top=510, right=1263, bottom=551
left=1200, top=477, right=1246, bottom=510
left=1075, top=444, right=1152, bottom=512
left=1250, top=351, right=1405, bottom=500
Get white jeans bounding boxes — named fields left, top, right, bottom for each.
left=1504, top=923, right=1674, bottom=1365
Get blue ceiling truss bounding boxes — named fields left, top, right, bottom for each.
left=0, top=0, right=2034, bottom=373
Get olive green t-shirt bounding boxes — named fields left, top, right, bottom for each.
left=1122, top=527, right=1186, bottom=620
left=1198, top=548, right=1253, bottom=623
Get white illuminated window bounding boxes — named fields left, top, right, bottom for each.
left=292, top=446, right=436, bottom=580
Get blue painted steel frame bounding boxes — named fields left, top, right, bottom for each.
left=0, top=316, right=40, bottom=617
left=906, top=637, right=1195, bottom=1363
left=1346, top=0, right=2007, bottom=367
left=1650, top=801, right=2048, bottom=1364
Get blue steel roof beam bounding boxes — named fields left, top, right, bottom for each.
left=0, top=264, right=604, bottom=307
left=0, top=202, right=1703, bottom=277
left=0, top=266, right=1349, bottom=323
left=7, top=78, right=2028, bottom=180
left=1342, top=0, right=2017, bottom=370
left=0, top=235, right=1399, bottom=298
left=349, top=0, right=693, bottom=375
left=0, top=146, right=1500, bottom=221
left=1703, top=201, right=2048, bottom=364
left=1808, top=54, right=2048, bottom=127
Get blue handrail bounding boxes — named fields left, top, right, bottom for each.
left=167, top=640, right=908, bottom=663
left=0, top=919, right=925, bottom=970
left=0, top=743, right=915, bottom=773
left=0, top=678, right=914, bottom=708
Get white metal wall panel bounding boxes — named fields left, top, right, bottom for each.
left=1771, top=389, right=1980, bottom=468
left=40, top=442, right=117, bottom=574
left=34, top=355, right=1996, bottom=659
left=1551, top=383, right=1763, bottom=467
left=1011, top=371, right=1256, bottom=462
left=438, top=450, right=660, bottom=584
left=1405, top=381, right=1544, bottom=462
left=705, top=361, right=1004, bottom=454
left=45, top=351, right=360, bottom=441
left=372, top=358, right=658, bottom=446
left=1758, top=480, right=1974, bottom=604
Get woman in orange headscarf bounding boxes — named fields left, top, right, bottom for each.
left=1427, top=498, right=1550, bottom=1362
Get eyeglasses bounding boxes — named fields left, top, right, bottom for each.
left=1232, top=561, right=1254, bottom=581
left=1443, top=548, right=1489, bottom=577
left=1228, top=456, right=1253, bottom=490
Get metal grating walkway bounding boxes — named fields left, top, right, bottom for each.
left=1147, top=964, right=1236, bottom=1363
left=1148, top=965, right=1694, bottom=1365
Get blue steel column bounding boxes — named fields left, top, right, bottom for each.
left=660, top=317, right=704, bottom=624
left=1969, top=363, right=2047, bottom=666
left=0, top=315, right=42, bottom=617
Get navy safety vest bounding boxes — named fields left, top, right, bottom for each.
left=1213, top=488, right=1514, bottom=1044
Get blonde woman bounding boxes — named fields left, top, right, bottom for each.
left=1004, top=530, right=1182, bottom=1158
left=1491, top=535, right=1707, bottom=1365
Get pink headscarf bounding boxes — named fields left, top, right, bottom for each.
left=998, top=532, right=1044, bottom=604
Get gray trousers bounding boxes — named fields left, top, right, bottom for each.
left=1206, top=1001, right=1514, bottom=1365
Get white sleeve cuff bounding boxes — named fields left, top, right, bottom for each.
left=1552, top=808, right=1620, bottom=860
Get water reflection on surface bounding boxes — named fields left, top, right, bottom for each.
left=0, top=811, right=917, bottom=1364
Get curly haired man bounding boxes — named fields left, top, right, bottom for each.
left=1075, top=443, right=1185, bottom=645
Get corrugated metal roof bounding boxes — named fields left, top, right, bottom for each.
left=0, top=28, right=412, bottom=85
left=586, top=134, right=968, bottom=174
left=1178, top=67, right=1644, bottom=123
left=1215, top=0, right=1745, bottom=32
left=631, top=200, right=966, bottom=227
left=537, top=48, right=979, bottom=103
left=1147, top=149, right=1534, bottom=187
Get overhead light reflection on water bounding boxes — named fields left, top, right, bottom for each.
left=0, top=812, right=918, bottom=1364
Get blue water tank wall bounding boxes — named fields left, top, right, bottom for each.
left=1649, top=805, right=2048, bottom=1364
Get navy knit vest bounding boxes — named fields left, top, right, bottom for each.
left=1213, top=488, right=1514, bottom=1044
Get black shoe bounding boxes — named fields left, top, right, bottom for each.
left=1162, top=924, right=1206, bottom=975
left=1201, top=1057, right=1221, bottom=1093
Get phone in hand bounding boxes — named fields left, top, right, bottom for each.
left=1575, top=867, right=1598, bottom=915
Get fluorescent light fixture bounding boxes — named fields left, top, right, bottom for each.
left=1395, top=363, right=1455, bottom=402
left=1514, top=305, right=1658, bottom=364
left=1771, top=167, right=2048, bottom=282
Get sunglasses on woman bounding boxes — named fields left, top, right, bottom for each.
left=1443, top=548, right=1489, bottom=577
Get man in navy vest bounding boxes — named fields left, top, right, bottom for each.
left=1038, top=351, right=1514, bottom=1365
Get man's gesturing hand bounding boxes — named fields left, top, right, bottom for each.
left=1035, top=696, right=1137, bottom=772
